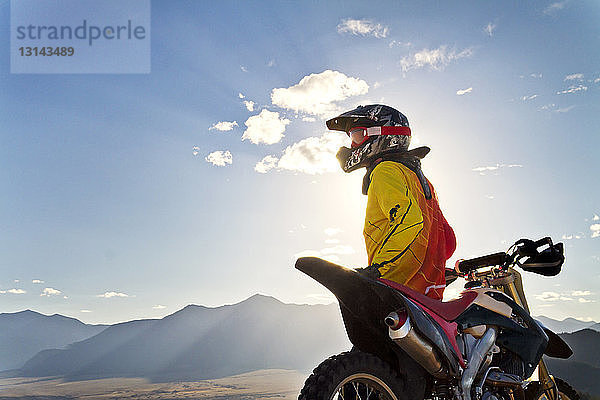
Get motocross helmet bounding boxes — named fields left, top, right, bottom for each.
left=327, top=104, right=411, bottom=173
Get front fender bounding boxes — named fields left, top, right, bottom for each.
left=542, top=327, right=573, bottom=359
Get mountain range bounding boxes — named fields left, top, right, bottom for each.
left=11, top=294, right=350, bottom=381
left=549, top=329, right=600, bottom=397
left=2, top=296, right=599, bottom=397
left=534, top=315, right=598, bottom=334
left=0, top=310, right=107, bottom=371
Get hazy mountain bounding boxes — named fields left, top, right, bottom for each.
left=19, top=295, right=350, bottom=381
left=590, top=322, right=600, bottom=332
left=545, top=329, right=600, bottom=396
left=11, top=301, right=598, bottom=394
left=0, top=310, right=107, bottom=371
left=534, top=316, right=597, bottom=333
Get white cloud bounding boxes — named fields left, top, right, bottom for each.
left=484, top=22, right=496, bottom=37
left=97, top=291, right=129, bottom=298
left=324, top=227, right=343, bottom=236
left=530, top=73, right=543, bottom=79
left=302, top=116, right=316, bottom=122
left=544, top=1, right=568, bottom=15
left=592, top=214, right=599, bottom=221
left=0, top=288, right=26, bottom=294
left=562, top=233, right=584, bottom=240
left=337, top=18, right=389, bottom=38
left=276, top=131, right=347, bottom=174
left=254, top=155, right=279, bottom=173
left=80, top=309, right=92, bottom=313
left=32, top=279, right=44, bottom=284
left=209, top=121, right=238, bottom=131
left=539, top=103, right=556, bottom=111
left=192, top=146, right=200, bottom=156
left=557, top=85, right=588, bottom=94
left=271, top=70, right=369, bottom=117
left=267, top=59, right=276, bottom=67
left=41, top=287, right=61, bottom=297
left=240, top=65, right=248, bottom=72
left=456, top=87, right=473, bottom=95
left=564, top=73, right=584, bottom=81
left=555, top=105, right=575, bottom=113
left=521, top=94, right=538, bottom=101
left=325, top=238, right=340, bottom=244
left=472, top=163, right=523, bottom=174
left=238, top=93, right=245, bottom=99
left=595, top=78, right=600, bottom=83
left=389, top=40, right=411, bottom=48
left=400, top=46, right=473, bottom=73
left=244, top=100, right=255, bottom=112
left=243, top=109, right=290, bottom=145
left=572, top=290, right=592, bottom=296
left=152, top=305, right=166, bottom=309
left=538, top=103, right=575, bottom=113
left=578, top=298, right=594, bottom=303
left=485, top=195, right=495, bottom=200
left=590, top=223, right=600, bottom=238
left=205, top=150, right=233, bottom=167
left=536, top=290, right=594, bottom=303
left=535, top=291, right=573, bottom=301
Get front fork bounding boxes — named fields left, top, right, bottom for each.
left=501, top=270, right=558, bottom=400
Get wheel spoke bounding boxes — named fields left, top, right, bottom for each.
left=365, top=384, right=373, bottom=399
left=326, top=370, right=399, bottom=400
left=352, top=381, right=362, bottom=400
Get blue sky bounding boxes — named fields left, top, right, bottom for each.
left=1, top=0, right=599, bottom=324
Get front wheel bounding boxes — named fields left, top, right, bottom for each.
left=298, top=351, right=407, bottom=400
left=526, top=377, right=580, bottom=400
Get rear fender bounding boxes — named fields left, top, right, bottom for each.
left=295, top=257, right=406, bottom=356
left=295, top=257, right=461, bottom=376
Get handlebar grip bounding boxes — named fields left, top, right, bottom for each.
left=534, top=237, right=552, bottom=248
left=456, top=252, right=507, bottom=274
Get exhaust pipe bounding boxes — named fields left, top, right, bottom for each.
left=460, top=327, right=497, bottom=400
left=386, top=311, right=444, bottom=377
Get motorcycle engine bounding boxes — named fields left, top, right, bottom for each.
left=481, top=391, right=501, bottom=400
left=491, top=349, right=526, bottom=380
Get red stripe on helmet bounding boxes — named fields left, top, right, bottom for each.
left=367, top=126, right=411, bottom=136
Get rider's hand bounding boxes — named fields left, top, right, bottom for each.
left=355, top=264, right=382, bottom=280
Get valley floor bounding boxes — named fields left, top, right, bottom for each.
left=0, top=369, right=306, bottom=400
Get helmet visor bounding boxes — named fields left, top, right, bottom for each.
left=348, top=126, right=412, bottom=148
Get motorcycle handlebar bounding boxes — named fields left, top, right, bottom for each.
left=455, top=252, right=508, bottom=274
left=514, top=237, right=553, bottom=257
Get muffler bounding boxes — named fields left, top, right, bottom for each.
left=386, top=311, right=445, bottom=377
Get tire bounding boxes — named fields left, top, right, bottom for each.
left=298, top=350, right=407, bottom=400
left=526, top=377, right=580, bottom=400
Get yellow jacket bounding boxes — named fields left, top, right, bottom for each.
left=364, top=161, right=456, bottom=299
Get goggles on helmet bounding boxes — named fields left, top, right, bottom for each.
left=348, top=126, right=411, bottom=148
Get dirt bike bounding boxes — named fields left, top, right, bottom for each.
left=297, top=237, right=579, bottom=400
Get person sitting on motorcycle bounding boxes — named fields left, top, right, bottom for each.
left=327, top=104, right=456, bottom=300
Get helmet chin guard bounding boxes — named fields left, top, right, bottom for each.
left=336, top=135, right=411, bottom=173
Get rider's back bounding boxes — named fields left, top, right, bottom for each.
left=364, top=161, right=456, bottom=299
